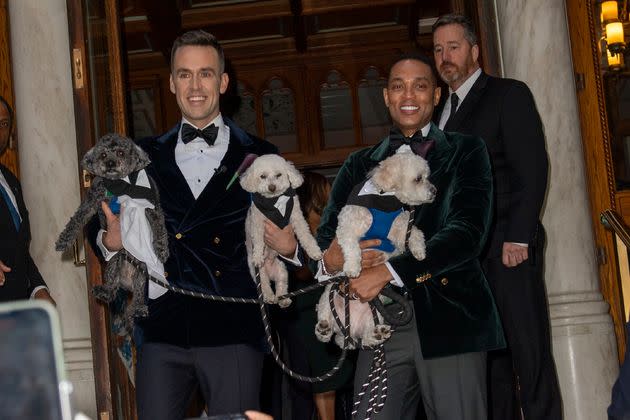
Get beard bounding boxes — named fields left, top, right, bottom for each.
left=438, top=62, right=464, bottom=84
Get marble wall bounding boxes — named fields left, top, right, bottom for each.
left=495, top=0, right=618, bottom=418
left=8, top=0, right=95, bottom=417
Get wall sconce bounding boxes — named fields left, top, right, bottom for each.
left=601, top=0, right=627, bottom=68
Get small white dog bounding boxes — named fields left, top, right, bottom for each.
left=240, top=154, right=323, bottom=308
left=316, top=152, right=436, bottom=348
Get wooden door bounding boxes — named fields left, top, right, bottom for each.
left=0, top=0, right=19, bottom=175
left=65, top=1, right=135, bottom=419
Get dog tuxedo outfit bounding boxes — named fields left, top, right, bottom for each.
left=346, top=179, right=404, bottom=253
left=250, top=187, right=295, bottom=229
left=104, top=169, right=168, bottom=299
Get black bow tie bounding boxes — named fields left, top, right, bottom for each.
left=181, top=123, right=219, bottom=146
left=388, top=128, right=435, bottom=158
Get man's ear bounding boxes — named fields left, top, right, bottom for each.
left=472, top=44, right=480, bottom=65
left=434, top=86, right=441, bottom=106
left=383, top=87, right=390, bottom=107
left=169, top=74, right=176, bottom=94
left=220, top=72, right=229, bottom=95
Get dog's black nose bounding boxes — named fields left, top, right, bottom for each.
left=105, top=160, right=116, bottom=169
left=268, top=184, right=276, bottom=193
left=429, top=185, right=437, bottom=196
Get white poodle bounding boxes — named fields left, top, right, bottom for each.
left=240, top=154, right=323, bottom=308
left=316, top=152, right=436, bottom=348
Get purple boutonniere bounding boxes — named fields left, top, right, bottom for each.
left=226, top=153, right=258, bottom=190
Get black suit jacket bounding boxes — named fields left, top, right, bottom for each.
left=438, top=72, right=549, bottom=257
left=0, top=164, right=46, bottom=301
left=135, top=118, right=278, bottom=349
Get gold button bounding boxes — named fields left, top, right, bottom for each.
left=213, top=236, right=221, bottom=245
left=175, top=233, right=183, bottom=239
left=415, top=273, right=432, bottom=283
left=214, top=270, right=221, bottom=277
left=441, top=277, right=448, bottom=286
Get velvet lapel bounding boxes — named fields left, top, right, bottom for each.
left=149, top=123, right=196, bottom=208
left=444, top=71, right=489, bottom=132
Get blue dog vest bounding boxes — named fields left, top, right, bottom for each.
left=346, top=180, right=404, bottom=253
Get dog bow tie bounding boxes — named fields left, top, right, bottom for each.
left=388, top=128, right=434, bottom=158
left=181, top=123, right=219, bottom=146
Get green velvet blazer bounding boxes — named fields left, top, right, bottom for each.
left=317, top=122, right=506, bottom=359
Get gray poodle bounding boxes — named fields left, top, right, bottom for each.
left=56, top=133, right=168, bottom=332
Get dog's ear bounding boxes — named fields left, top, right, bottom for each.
left=81, top=144, right=98, bottom=173
left=370, top=158, right=398, bottom=192
left=239, top=161, right=258, bottom=193
left=285, top=160, right=304, bottom=188
left=131, top=143, right=151, bottom=171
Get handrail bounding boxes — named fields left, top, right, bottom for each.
left=601, top=209, right=630, bottom=250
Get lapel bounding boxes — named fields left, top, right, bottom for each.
left=444, top=71, right=489, bottom=132
left=150, top=123, right=196, bottom=208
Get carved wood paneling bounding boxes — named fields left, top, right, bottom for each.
left=565, top=0, right=626, bottom=361
left=0, top=0, right=18, bottom=176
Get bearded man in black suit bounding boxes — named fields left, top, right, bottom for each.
left=0, top=95, right=54, bottom=305
left=432, top=13, right=562, bottom=420
left=97, top=31, right=299, bottom=420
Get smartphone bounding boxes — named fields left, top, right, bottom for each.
left=0, top=300, right=73, bottom=420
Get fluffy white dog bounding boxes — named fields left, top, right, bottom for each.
left=240, top=154, right=323, bottom=308
left=316, top=152, right=436, bottom=348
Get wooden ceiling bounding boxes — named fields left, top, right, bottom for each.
left=118, top=0, right=451, bottom=65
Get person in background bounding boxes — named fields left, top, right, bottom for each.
left=432, top=13, right=561, bottom=420
left=0, top=95, right=54, bottom=305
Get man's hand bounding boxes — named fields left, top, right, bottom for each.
left=348, top=264, right=392, bottom=302
left=0, top=260, right=11, bottom=286
left=502, top=242, right=528, bottom=267
left=323, top=238, right=384, bottom=274
left=264, top=220, right=297, bottom=258
left=33, top=288, right=56, bottom=306
left=101, top=201, right=123, bottom=252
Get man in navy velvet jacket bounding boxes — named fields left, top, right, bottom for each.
left=98, top=31, right=297, bottom=419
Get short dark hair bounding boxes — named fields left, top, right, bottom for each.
left=0, top=95, right=13, bottom=133
left=170, top=30, right=225, bottom=73
left=432, top=13, right=478, bottom=46
left=388, top=52, right=437, bottom=85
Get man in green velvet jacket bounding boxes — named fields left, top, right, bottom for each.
left=317, top=53, right=505, bottom=419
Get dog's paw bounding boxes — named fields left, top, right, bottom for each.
left=363, top=324, right=392, bottom=347
left=315, top=320, right=333, bottom=342
left=136, top=304, right=149, bottom=318
left=92, top=285, right=113, bottom=302
left=263, top=294, right=278, bottom=305
left=252, top=254, right=265, bottom=268
left=343, top=261, right=361, bottom=278
left=278, top=297, right=292, bottom=308
left=408, top=228, right=426, bottom=260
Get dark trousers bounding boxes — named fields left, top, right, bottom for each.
left=484, top=231, right=562, bottom=420
left=136, top=342, right=264, bottom=420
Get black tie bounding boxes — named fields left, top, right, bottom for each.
left=446, top=92, right=459, bottom=126
left=181, top=123, right=219, bottom=146
left=388, top=127, right=435, bottom=158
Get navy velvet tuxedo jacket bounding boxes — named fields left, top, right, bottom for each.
left=437, top=72, right=549, bottom=258
left=135, top=118, right=277, bottom=349
left=0, top=163, right=46, bottom=302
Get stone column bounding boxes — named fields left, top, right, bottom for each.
left=9, top=0, right=96, bottom=417
left=495, top=0, right=618, bottom=419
